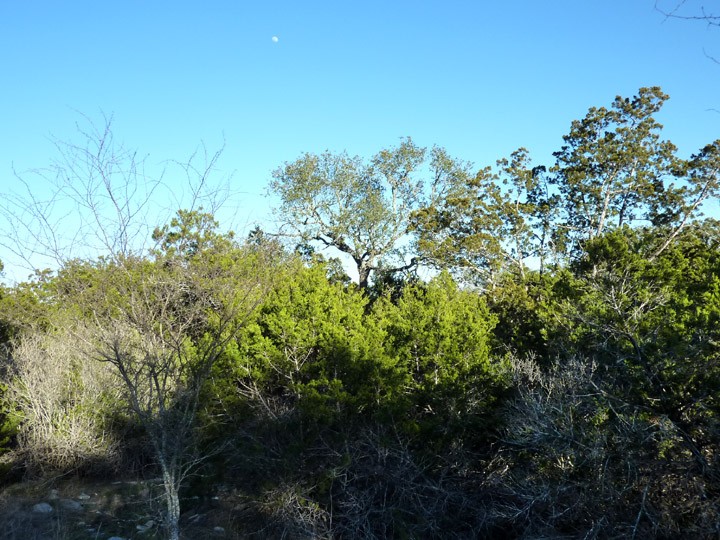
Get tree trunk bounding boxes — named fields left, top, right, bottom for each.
left=162, top=467, right=181, bottom=540
left=357, top=260, right=372, bottom=290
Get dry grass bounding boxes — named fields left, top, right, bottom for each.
left=7, top=330, right=126, bottom=476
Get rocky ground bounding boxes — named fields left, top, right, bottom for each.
left=0, top=478, right=255, bottom=539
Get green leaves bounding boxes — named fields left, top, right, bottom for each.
left=377, top=272, right=497, bottom=385
left=412, top=147, right=558, bottom=285
left=412, top=87, right=720, bottom=285
left=236, top=261, right=398, bottom=421
left=412, top=162, right=506, bottom=285
left=374, top=272, right=506, bottom=441
left=552, top=87, right=680, bottom=253
left=233, top=263, right=508, bottom=446
left=270, top=138, right=429, bottom=289
left=151, top=209, right=235, bottom=261
left=559, top=224, right=720, bottom=422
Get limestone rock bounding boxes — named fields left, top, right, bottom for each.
left=60, top=498, right=83, bottom=512
left=32, top=502, right=53, bottom=513
left=136, top=519, right=155, bottom=533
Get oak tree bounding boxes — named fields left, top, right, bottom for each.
left=270, top=138, right=433, bottom=289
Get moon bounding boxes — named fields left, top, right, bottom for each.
left=271, top=36, right=279, bottom=43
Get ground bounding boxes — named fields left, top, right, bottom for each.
left=0, top=477, right=253, bottom=540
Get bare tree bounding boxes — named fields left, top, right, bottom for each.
left=655, top=0, right=720, bottom=26
left=0, top=114, right=163, bottom=275
left=0, top=117, right=266, bottom=538
left=655, top=0, right=720, bottom=62
left=77, top=233, right=274, bottom=540
left=0, top=114, right=238, bottom=283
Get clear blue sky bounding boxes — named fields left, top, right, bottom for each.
left=1, top=1, right=719, bottom=282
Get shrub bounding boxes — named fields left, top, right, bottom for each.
left=8, top=329, right=125, bottom=475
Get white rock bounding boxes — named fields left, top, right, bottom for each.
left=60, top=499, right=83, bottom=512
left=136, top=519, right=155, bottom=532
left=32, top=502, right=53, bottom=513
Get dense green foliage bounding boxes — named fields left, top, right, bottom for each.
left=2, top=87, right=720, bottom=538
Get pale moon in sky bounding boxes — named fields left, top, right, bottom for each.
left=271, top=36, right=279, bottom=43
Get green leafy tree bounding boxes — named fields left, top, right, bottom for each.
left=559, top=224, right=720, bottom=482
left=412, top=88, right=720, bottom=285
left=411, top=156, right=506, bottom=286
left=374, top=271, right=507, bottom=445
left=271, top=138, right=457, bottom=289
left=151, top=208, right=235, bottom=260
left=235, top=261, right=400, bottom=422
left=496, top=148, right=559, bottom=275
left=485, top=269, right=566, bottom=360
left=0, top=269, right=19, bottom=462
left=551, top=86, right=720, bottom=259
left=411, top=148, right=556, bottom=286
left=650, top=139, right=720, bottom=259
left=492, top=223, right=720, bottom=536
left=552, top=87, right=677, bottom=245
